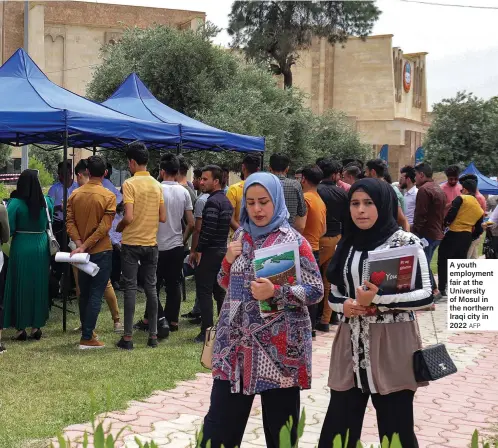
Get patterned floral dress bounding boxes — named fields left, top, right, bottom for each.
left=213, top=224, right=324, bottom=395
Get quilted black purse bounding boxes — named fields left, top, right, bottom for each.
left=413, top=308, right=457, bottom=382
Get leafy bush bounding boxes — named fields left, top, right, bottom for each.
left=29, top=157, right=55, bottom=187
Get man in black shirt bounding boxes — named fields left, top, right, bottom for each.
left=190, top=165, right=233, bottom=343
left=316, top=158, right=349, bottom=332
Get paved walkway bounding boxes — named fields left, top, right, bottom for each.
left=53, top=301, right=498, bottom=447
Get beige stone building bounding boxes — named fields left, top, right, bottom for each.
left=289, top=35, right=430, bottom=175
left=0, top=0, right=205, bottom=162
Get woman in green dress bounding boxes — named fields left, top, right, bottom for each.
left=3, top=169, right=53, bottom=341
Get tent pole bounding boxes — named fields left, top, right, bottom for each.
left=260, top=153, right=264, bottom=171
left=93, top=145, right=96, bottom=156
left=61, top=130, right=69, bottom=332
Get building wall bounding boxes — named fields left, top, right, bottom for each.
left=1, top=1, right=205, bottom=69
left=289, top=35, right=430, bottom=171
left=333, top=35, right=396, bottom=121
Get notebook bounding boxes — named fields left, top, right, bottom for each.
left=253, top=241, right=301, bottom=314
left=366, top=245, right=419, bottom=294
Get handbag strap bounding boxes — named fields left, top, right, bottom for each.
left=44, top=197, right=54, bottom=234
left=414, top=303, right=439, bottom=347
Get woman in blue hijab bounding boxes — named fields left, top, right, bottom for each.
left=201, top=172, right=323, bottom=448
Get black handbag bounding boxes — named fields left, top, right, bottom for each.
left=413, top=308, right=457, bottom=382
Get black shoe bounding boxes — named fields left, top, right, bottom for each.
left=169, top=323, right=179, bottom=332
left=194, top=333, right=205, bottom=344
left=330, top=312, right=340, bottom=326
left=0, top=342, right=6, bottom=354
left=157, top=322, right=170, bottom=340
left=133, top=319, right=149, bottom=332
left=147, top=337, right=158, bottom=348
left=116, top=337, right=134, bottom=350
left=315, top=322, right=330, bottom=332
left=181, top=311, right=201, bottom=319
left=188, top=317, right=202, bottom=325
left=28, top=329, right=42, bottom=341
left=11, top=330, right=27, bottom=341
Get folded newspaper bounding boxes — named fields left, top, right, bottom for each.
left=253, top=241, right=301, bottom=314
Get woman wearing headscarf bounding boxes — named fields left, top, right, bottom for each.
left=318, top=178, right=433, bottom=448
left=201, top=172, right=323, bottom=448
left=3, top=169, right=54, bottom=341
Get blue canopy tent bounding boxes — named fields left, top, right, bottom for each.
left=460, top=163, right=498, bottom=195
left=0, top=49, right=184, bottom=330
left=0, top=49, right=181, bottom=150
left=102, top=73, right=265, bottom=153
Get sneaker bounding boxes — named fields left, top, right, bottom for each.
left=113, top=321, right=124, bottom=334
left=315, top=322, right=330, bottom=333
left=181, top=311, right=201, bottom=319
left=133, top=319, right=149, bottom=332
left=79, top=338, right=105, bottom=350
left=0, top=342, right=6, bottom=354
left=92, top=331, right=99, bottom=340
left=194, top=333, right=205, bottom=344
left=116, top=337, right=134, bottom=350
left=147, top=337, right=158, bottom=348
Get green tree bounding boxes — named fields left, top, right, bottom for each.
left=29, top=145, right=62, bottom=181
left=228, top=1, right=381, bottom=88
left=29, top=157, right=54, bottom=187
left=0, top=144, right=12, bottom=169
left=87, top=24, right=370, bottom=172
left=424, top=92, right=498, bottom=176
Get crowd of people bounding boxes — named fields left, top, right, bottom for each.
left=0, top=142, right=491, bottom=447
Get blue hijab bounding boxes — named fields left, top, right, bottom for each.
left=240, top=172, right=290, bottom=239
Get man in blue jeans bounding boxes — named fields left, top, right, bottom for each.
left=67, top=155, right=116, bottom=349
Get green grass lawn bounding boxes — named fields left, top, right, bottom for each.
left=0, top=278, right=205, bottom=448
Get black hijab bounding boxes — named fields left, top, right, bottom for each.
left=327, top=178, right=400, bottom=287
left=11, top=169, right=45, bottom=220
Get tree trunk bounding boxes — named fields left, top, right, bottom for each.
left=282, top=67, right=293, bottom=89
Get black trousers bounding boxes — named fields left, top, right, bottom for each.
left=111, top=246, right=122, bottom=284
left=202, top=380, right=300, bottom=448
left=196, top=249, right=226, bottom=333
left=318, top=388, right=418, bottom=448
left=144, top=246, right=185, bottom=324
left=437, top=230, right=472, bottom=294
left=307, top=250, right=320, bottom=332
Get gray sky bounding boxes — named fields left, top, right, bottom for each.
left=98, top=0, right=498, bottom=109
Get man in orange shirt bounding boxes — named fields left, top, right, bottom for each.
left=67, top=156, right=116, bottom=349
left=300, top=165, right=326, bottom=339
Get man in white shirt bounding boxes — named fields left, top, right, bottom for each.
left=137, top=154, right=194, bottom=334
left=400, top=165, right=418, bottom=226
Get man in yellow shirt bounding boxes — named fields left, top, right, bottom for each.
left=115, top=143, right=167, bottom=350
left=226, top=154, right=261, bottom=234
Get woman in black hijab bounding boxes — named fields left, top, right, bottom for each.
left=318, top=178, right=433, bottom=448
left=3, top=170, right=54, bottom=341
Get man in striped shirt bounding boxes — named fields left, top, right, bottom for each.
left=189, top=165, right=233, bottom=343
